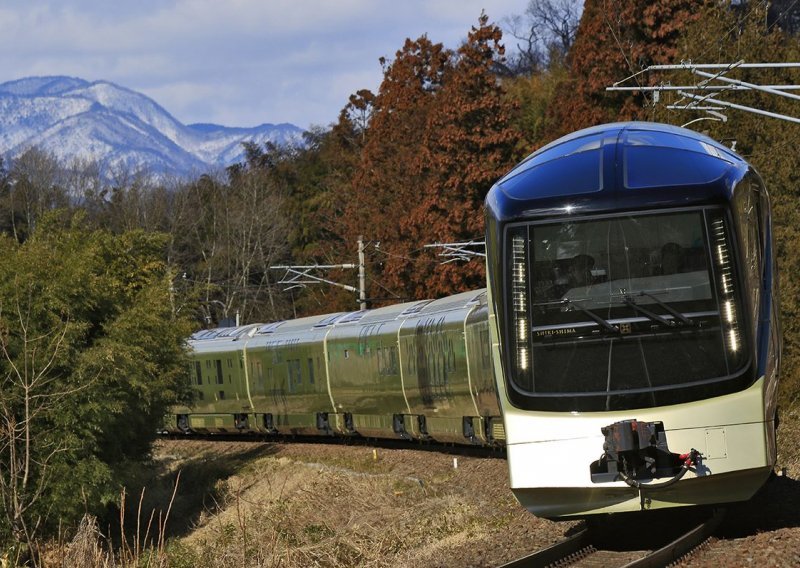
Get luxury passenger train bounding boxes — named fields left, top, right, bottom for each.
left=169, top=122, right=780, bottom=519
left=484, top=122, right=780, bottom=517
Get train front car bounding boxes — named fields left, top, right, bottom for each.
left=484, top=122, right=780, bottom=518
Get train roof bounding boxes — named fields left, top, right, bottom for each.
left=188, top=290, right=487, bottom=349
left=486, top=121, right=752, bottom=222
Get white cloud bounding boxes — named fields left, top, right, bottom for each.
left=0, top=0, right=531, bottom=128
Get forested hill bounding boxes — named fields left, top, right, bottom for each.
left=0, top=76, right=304, bottom=177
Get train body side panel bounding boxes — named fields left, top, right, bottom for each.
left=181, top=333, right=255, bottom=432
left=247, top=327, right=332, bottom=434
left=327, top=311, right=409, bottom=438
left=465, top=305, right=501, bottom=418
left=399, top=309, right=475, bottom=442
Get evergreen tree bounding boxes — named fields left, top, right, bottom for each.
left=403, top=13, right=523, bottom=298
left=343, top=36, right=452, bottom=305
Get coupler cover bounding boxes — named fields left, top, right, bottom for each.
left=590, top=419, right=686, bottom=483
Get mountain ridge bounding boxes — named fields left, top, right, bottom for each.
left=0, top=75, right=305, bottom=177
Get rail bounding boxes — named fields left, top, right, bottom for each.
left=499, top=508, right=725, bottom=568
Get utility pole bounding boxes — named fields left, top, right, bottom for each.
left=271, top=237, right=368, bottom=310
left=358, top=235, right=366, bottom=310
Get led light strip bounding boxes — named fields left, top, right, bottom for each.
left=711, top=217, right=741, bottom=353
left=511, top=233, right=530, bottom=372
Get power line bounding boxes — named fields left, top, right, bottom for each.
left=270, top=236, right=367, bottom=310
left=607, top=61, right=800, bottom=125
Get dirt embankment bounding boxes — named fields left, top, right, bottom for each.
left=144, top=410, right=800, bottom=568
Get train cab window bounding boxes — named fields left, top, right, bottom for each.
left=215, top=360, right=224, bottom=385
left=194, top=361, right=202, bottom=385
left=504, top=208, right=750, bottom=411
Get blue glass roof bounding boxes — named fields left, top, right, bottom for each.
left=487, top=122, right=749, bottom=222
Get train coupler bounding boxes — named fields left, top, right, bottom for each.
left=589, top=419, right=701, bottom=486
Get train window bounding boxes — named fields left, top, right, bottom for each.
left=194, top=361, right=202, bottom=385
left=197, top=391, right=204, bottom=401
left=358, top=327, right=368, bottom=355
left=215, top=360, right=224, bottom=385
left=447, top=339, right=456, bottom=373
left=480, top=330, right=491, bottom=369
left=206, top=360, right=211, bottom=369
left=498, top=133, right=604, bottom=200
left=287, top=359, right=302, bottom=393
left=344, top=349, right=350, bottom=359
left=307, top=358, right=314, bottom=384
left=504, top=208, right=750, bottom=411
left=376, top=346, right=398, bottom=376
left=390, top=346, right=398, bottom=375
left=252, top=360, right=264, bottom=389
left=405, top=340, right=416, bottom=374
left=218, top=391, right=225, bottom=400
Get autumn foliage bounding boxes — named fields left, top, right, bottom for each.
left=545, top=0, right=709, bottom=138
left=339, top=14, right=522, bottom=302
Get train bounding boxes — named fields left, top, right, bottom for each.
left=173, top=288, right=503, bottom=445
left=169, top=122, right=781, bottom=519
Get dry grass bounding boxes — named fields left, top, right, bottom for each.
left=31, top=441, right=549, bottom=567
left=181, top=454, right=518, bottom=567
left=36, top=402, right=800, bottom=568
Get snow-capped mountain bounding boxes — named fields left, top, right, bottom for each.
left=0, top=76, right=305, bottom=178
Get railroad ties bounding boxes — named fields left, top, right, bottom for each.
left=500, top=508, right=726, bottom=568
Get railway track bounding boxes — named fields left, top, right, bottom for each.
left=500, top=508, right=725, bottom=568
left=160, top=431, right=507, bottom=459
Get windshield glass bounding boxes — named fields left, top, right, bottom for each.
left=504, top=209, right=749, bottom=411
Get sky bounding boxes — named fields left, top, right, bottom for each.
left=0, top=1, right=531, bottom=129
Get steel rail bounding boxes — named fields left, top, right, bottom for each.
left=623, top=508, right=726, bottom=568
left=498, top=508, right=725, bottom=568
left=498, top=529, right=592, bottom=568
